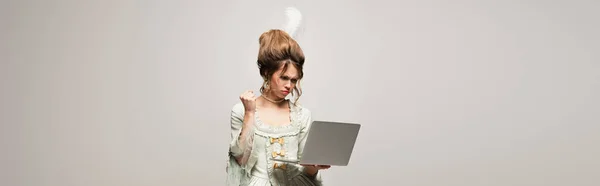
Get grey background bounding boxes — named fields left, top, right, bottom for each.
left=2, top=0, right=599, bottom=186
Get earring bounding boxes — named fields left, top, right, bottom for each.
left=263, top=81, right=269, bottom=90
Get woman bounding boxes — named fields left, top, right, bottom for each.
left=225, top=28, right=331, bottom=186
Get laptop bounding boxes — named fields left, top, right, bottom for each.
left=271, top=120, right=361, bottom=166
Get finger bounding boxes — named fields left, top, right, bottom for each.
left=241, top=92, right=250, bottom=99
left=244, top=92, right=253, bottom=98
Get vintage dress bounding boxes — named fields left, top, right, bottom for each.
left=226, top=100, right=323, bottom=186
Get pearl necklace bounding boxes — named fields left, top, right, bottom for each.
left=262, top=94, right=284, bottom=103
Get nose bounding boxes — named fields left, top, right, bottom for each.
left=284, top=82, right=291, bottom=89
left=283, top=81, right=292, bottom=89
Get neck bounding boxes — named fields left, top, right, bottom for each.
left=261, top=92, right=285, bottom=106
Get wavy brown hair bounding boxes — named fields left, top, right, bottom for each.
left=256, top=29, right=305, bottom=105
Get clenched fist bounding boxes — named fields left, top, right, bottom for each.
left=239, top=90, right=257, bottom=113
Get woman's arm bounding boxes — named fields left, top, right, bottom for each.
left=230, top=91, right=258, bottom=166
left=233, top=111, right=255, bottom=165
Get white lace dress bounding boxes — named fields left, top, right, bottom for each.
left=226, top=100, right=323, bottom=186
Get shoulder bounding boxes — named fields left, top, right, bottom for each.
left=299, top=105, right=311, bottom=118
left=231, top=102, right=245, bottom=117
left=291, top=102, right=312, bottom=121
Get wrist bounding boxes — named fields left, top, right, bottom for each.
left=244, top=112, right=255, bottom=118
left=243, top=113, right=255, bottom=126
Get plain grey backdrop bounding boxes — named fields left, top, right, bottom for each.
left=2, top=0, right=599, bottom=185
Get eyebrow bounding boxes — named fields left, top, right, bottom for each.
left=281, top=75, right=299, bottom=79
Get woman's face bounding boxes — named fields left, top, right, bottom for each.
left=268, top=64, right=299, bottom=99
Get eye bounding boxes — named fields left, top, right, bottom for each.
left=281, top=76, right=298, bottom=83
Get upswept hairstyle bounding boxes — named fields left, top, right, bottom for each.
left=256, top=29, right=305, bottom=105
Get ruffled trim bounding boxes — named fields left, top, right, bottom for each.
left=226, top=154, right=241, bottom=185
left=253, top=99, right=304, bottom=136
left=226, top=151, right=260, bottom=186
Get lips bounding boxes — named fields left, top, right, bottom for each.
left=282, top=90, right=290, bottom=94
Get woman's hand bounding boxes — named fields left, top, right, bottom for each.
left=301, top=164, right=331, bottom=176
left=240, top=90, right=256, bottom=113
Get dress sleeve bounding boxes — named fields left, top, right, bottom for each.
left=226, top=104, right=257, bottom=185
left=297, top=108, right=312, bottom=160
left=297, top=108, right=324, bottom=185
left=229, top=104, right=255, bottom=166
